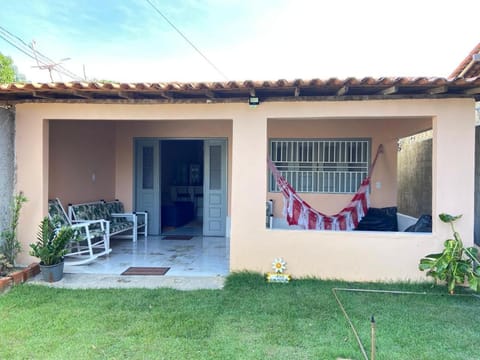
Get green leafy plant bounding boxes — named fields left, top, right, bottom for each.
left=29, top=217, right=75, bottom=266
left=0, top=192, right=27, bottom=266
left=419, top=213, right=480, bottom=294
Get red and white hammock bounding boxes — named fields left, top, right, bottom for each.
left=267, top=144, right=383, bottom=231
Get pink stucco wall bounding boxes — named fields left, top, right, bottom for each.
left=13, top=99, right=476, bottom=281
left=49, top=120, right=116, bottom=205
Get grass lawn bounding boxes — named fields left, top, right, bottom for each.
left=0, top=273, right=479, bottom=360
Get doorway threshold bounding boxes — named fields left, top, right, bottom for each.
left=161, top=220, right=203, bottom=237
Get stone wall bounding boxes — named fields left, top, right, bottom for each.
left=0, top=107, right=15, bottom=237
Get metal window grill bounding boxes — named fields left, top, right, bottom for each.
left=269, top=139, right=370, bottom=193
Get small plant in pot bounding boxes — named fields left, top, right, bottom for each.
left=29, top=217, right=75, bottom=282
left=419, top=213, right=480, bottom=294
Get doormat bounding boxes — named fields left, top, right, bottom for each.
left=162, top=235, right=193, bottom=240
left=121, top=267, right=170, bottom=276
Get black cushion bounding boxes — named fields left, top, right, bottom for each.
left=404, top=214, right=432, bottom=233
left=355, top=207, right=398, bottom=232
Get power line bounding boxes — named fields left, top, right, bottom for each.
left=0, top=28, right=37, bottom=60
left=0, top=25, right=83, bottom=81
left=144, top=0, right=229, bottom=81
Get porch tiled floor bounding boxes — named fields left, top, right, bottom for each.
left=64, top=235, right=229, bottom=277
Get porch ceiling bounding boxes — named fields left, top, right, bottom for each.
left=1, top=76, right=480, bottom=104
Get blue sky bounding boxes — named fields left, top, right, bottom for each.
left=1, top=0, right=479, bottom=83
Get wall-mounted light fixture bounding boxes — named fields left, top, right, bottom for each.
left=248, top=96, right=260, bottom=107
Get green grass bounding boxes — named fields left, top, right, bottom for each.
left=0, top=273, right=478, bottom=359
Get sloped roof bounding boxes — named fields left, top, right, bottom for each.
left=1, top=76, right=480, bottom=103
left=449, top=43, right=480, bottom=79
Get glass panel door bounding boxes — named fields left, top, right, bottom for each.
left=135, top=140, right=160, bottom=235
left=203, top=140, right=227, bottom=236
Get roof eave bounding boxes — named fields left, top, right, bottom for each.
left=1, top=77, right=480, bottom=104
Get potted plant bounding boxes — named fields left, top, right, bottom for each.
left=419, top=213, right=480, bottom=294
left=29, top=217, right=75, bottom=282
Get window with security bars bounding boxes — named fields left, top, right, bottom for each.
left=269, top=139, right=370, bottom=193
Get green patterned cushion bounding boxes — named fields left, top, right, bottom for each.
left=71, top=200, right=142, bottom=237
left=48, top=199, right=70, bottom=227
left=106, top=201, right=124, bottom=214
left=49, top=199, right=106, bottom=241
left=73, top=203, right=106, bottom=221
left=106, top=201, right=133, bottom=227
left=111, top=221, right=134, bottom=234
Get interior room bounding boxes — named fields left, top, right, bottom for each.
left=161, top=139, right=204, bottom=236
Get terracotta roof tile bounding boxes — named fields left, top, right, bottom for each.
left=308, top=79, right=324, bottom=86
left=294, top=79, right=305, bottom=86
left=449, top=43, right=480, bottom=79
left=1, top=76, right=480, bottom=102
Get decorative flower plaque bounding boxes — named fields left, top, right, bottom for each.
left=266, top=257, right=291, bottom=283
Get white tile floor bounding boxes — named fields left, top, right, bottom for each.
left=64, top=235, right=230, bottom=277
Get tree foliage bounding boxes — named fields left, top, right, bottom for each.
left=0, top=53, right=25, bottom=83
left=0, top=53, right=15, bottom=83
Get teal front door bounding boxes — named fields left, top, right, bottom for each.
left=135, top=139, right=160, bottom=235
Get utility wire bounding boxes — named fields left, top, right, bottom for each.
left=0, top=31, right=36, bottom=61
left=145, top=0, right=229, bottom=81
left=0, top=28, right=81, bottom=81
left=0, top=25, right=83, bottom=81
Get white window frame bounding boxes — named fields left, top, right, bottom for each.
left=269, top=138, right=371, bottom=194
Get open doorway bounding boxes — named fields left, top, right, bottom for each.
left=160, top=140, right=204, bottom=236
left=135, top=138, right=228, bottom=237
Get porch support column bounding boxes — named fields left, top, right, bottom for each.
left=230, top=109, right=268, bottom=272
left=15, top=104, right=49, bottom=266
left=433, top=99, right=476, bottom=246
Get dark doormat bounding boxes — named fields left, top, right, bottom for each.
left=162, top=235, right=193, bottom=240
left=121, top=267, right=170, bottom=276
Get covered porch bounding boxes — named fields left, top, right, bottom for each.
left=25, top=113, right=234, bottom=277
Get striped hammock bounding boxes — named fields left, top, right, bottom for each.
left=267, top=144, right=383, bottom=231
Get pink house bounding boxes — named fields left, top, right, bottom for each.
left=1, top=50, right=480, bottom=281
